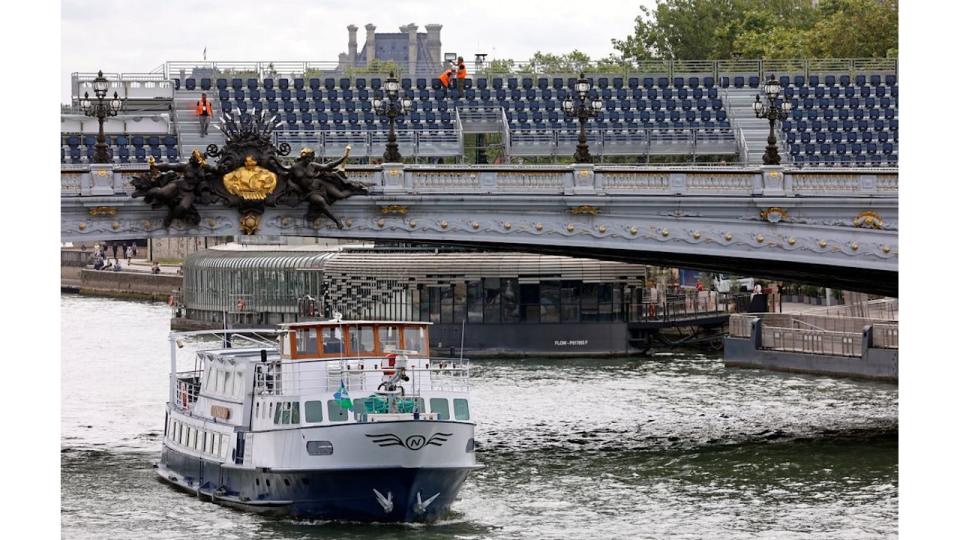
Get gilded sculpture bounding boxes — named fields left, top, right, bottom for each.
left=130, top=110, right=367, bottom=232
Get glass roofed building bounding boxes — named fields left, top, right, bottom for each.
left=176, top=243, right=660, bottom=356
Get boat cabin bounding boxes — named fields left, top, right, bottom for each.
left=279, top=320, right=431, bottom=360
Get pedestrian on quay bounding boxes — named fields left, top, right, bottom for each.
left=112, top=261, right=122, bottom=272
left=151, top=261, right=161, bottom=275
left=111, top=242, right=119, bottom=260
left=196, top=93, right=214, bottom=137
left=126, top=245, right=134, bottom=265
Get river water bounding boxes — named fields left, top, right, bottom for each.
left=61, top=294, right=898, bottom=539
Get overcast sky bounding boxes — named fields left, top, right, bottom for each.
left=61, top=0, right=653, bottom=102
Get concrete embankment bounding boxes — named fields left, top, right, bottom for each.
left=71, top=269, right=182, bottom=302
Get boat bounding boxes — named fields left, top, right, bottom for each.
left=155, top=319, right=481, bottom=522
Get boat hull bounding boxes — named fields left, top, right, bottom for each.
left=158, top=445, right=477, bottom=522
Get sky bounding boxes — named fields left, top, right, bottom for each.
left=61, top=0, right=653, bottom=103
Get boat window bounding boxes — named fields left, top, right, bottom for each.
left=296, top=327, right=317, bottom=354
left=327, top=400, right=349, bottom=422
left=223, top=370, right=233, bottom=395
left=255, top=402, right=260, bottom=419
left=232, top=370, right=244, bottom=396
left=281, top=402, right=292, bottom=424
left=380, top=326, right=400, bottom=352
left=430, top=398, right=450, bottom=420
left=274, top=402, right=282, bottom=424
left=321, top=327, right=344, bottom=354
left=454, top=399, right=470, bottom=421
left=189, top=427, right=197, bottom=449
left=268, top=402, right=274, bottom=421
left=216, top=369, right=226, bottom=394
left=350, top=326, right=376, bottom=354
left=304, top=401, right=324, bottom=423
left=219, top=437, right=229, bottom=459
left=206, top=432, right=214, bottom=454
left=402, top=327, right=426, bottom=354
left=291, top=401, right=300, bottom=424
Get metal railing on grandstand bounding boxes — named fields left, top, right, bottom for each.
left=274, top=128, right=463, bottom=161
left=506, top=127, right=738, bottom=160
left=149, top=58, right=898, bottom=82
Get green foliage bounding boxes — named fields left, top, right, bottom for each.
left=346, top=59, right=402, bottom=76
left=612, top=0, right=897, bottom=60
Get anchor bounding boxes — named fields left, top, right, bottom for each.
left=414, top=491, right=440, bottom=514
left=372, top=488, right=394, bottom=513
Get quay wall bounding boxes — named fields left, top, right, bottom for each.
left=77, top=269, right=182, bottom=302
left=724, top=336, right=898, bottom=382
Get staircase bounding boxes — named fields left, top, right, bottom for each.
left=172, top=91, right=224, bottom=159
left=725, top=87, right=789, bottom=165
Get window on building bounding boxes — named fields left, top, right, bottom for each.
left=501, top=278, right=520, bottom=323
left=581, top=282, right=599, bottom=322
left=467, top=280, right=483, bottom=323
left=453, top=282, right=467, bottom=323
left=428, top=287, right=442, bottom=323
left=327, top=400, right=349, bottom=422
left=483, top=278, right=501, bottom=323
left=520, top=283, right=540, bottom=323
left=561, top=280, right=581, bottom=322
left=440, top=284, right=454, bottom=324
left=350, top=325, right=376, bottom=354
left=296, top=327, right=317, bottom=354
left=453, top=398, right=470, bottom=420
left=304, top=400, right=324, bottom=423
left=430, top=398, right=450, bottom=420
left=540, top=281, right=561, bottom=323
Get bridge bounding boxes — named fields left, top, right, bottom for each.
left=61, top=162, right=898, bottom=296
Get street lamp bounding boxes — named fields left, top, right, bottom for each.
left=753, top=74, right=792, bottom=165
left=373, top=71, right=412, bottom=163
left=562, top=73, right=603, bottom=163
left=81, top=70, right=123, bottom=164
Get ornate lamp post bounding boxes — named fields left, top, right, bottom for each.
left=373, top=72, right=412, bottom=163
left=80, top=70, right=123, bottom=163
left=562, top=73, right=603, bottom=163
left=753, top=74, right=792, bottom=165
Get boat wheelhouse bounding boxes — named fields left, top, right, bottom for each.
left=157, top=320, right=480, bottom=522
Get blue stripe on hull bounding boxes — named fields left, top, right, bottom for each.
left=160, top=446, right=472, bottom=523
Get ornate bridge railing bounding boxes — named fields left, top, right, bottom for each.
left=61, top=163, right=898, bottom=199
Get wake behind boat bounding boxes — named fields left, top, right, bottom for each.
left=156, top=319, right=481, bottom=522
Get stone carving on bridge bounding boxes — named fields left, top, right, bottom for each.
left=130, top=111, right=367, bottom=233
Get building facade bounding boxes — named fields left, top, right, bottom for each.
left=339, top=23, right=443, bottom=75
left=177, top=244, right=652, bottom=356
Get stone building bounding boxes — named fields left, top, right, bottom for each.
left=338, top=23, right=443, bottom=76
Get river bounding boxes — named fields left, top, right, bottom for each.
left=61, top=294, right=898, bottom=539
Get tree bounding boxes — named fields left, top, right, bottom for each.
left=612, top=0, right=897, bottom=60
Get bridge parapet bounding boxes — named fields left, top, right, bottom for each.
left=61, top=163, right=898, bottom=199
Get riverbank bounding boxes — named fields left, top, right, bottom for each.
left=61, top=249, right=182, bottom=301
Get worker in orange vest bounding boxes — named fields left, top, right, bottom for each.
left=438, top=66, right=453, bottom=89
left=196, top=93, right=214, bottom=137
left=456, top=56, right=467, bottom=94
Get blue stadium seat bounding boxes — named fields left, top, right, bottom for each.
left=246, top=79, right=258, bottom=91
left=748, top=76, right=759, bottom=88
left=793, top=75, right=805, bottom=87
left=185, top=78, right=196, bottom=91
left=231, top=78, right=242, bottom=91
left=885, top=74, right=897, bottom=86
left=809, top=75, right=819, bottom=87
left=216, top=79, right=227, bottom=91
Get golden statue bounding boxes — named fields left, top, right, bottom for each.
left=223, top=155, right=278, bottom=200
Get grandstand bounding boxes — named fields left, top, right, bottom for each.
left=61, top=58, right=897, bottom=167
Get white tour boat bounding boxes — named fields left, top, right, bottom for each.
left=156, top=319, right=481, bottom=522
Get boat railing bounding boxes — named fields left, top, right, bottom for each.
left=174, top=369, right=203, bottom=412
left=252, top=358, right=471, bottom=397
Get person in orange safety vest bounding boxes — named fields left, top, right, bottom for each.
left=196, top=93, right=214, bottom=137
